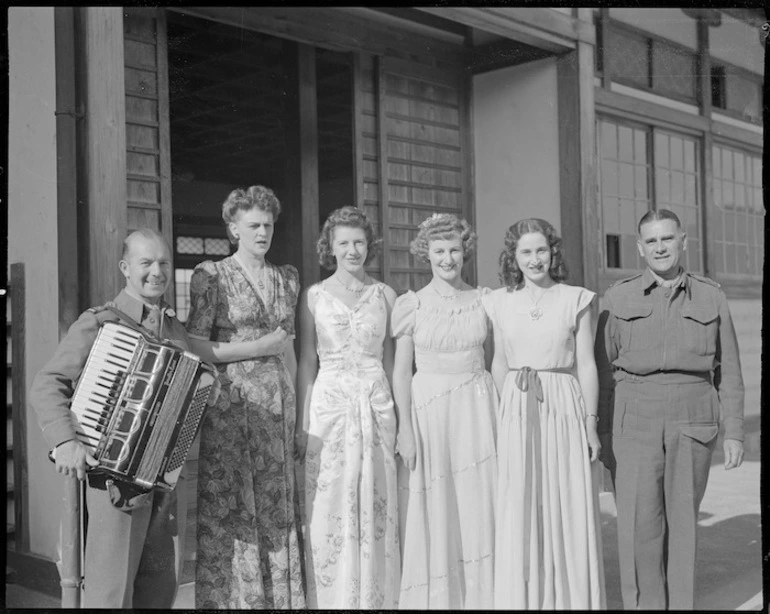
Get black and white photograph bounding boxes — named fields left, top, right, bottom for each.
left=5, top=6, right=764, bottom=610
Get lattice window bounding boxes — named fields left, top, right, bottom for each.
left=598, top=117, right=704, bottom=273
left=606, top=26, right=650, bottom=89
left=176, top=236, right=204, bottom=254
left=712, top=63, right=763, bottom=123
left=598, top=119, right=650, bottom=270
left=712, top=145, right=764, bottom=277
left=653, top=131, right=702, bottom=272
left=174, top=268, right=194, bottom=323
left=652, top=41, right=696, bottom=100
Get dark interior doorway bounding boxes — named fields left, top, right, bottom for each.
left=166, top=11, right=355, bottom=319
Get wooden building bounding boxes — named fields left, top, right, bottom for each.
left=7, top=6, right=764, bottom=595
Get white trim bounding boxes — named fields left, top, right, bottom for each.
left=711, top=112, right=764, bottom=136
left=610, top=82, right=699, bottom=115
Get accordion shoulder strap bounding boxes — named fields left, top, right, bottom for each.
left=89, top=304, right=159, bottom=341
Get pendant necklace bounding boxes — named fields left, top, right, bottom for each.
left=430, top=283, right=461, bottom=301
left=334, top=274, right=366, bottom=296
left=525, top=285, right=550, bottom=321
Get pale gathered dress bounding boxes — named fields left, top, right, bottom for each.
left=482, top=283, right=606, bottom=610
left=303, top=280, right=400, bottom=609
left=392, top=289, right=498, bottom=609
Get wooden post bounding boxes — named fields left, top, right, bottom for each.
left=557, top=11, right=599, bottom=293
left=77, top=7, right=128, bottom=306
left=10, top=263, right=29, bottom=553
left=59, top=477, right=82, bottom=609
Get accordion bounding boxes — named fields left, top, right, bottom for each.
left=69, top=320, right=216, bottom=492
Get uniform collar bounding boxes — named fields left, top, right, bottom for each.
left=641, top=267, right=690, bottom=297
left=114, top=289, right=176, bottom=322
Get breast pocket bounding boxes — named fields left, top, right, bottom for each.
left=614, top=302, right=654, bottom=350
left=681, top=304, right=719, bottom=356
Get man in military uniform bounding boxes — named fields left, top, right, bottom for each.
left=30, top=228, right=191, bottom=608
left=595, top=209, right=744, bottom=610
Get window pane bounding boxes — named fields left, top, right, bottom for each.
left=670, top=171, right=684, bottom=205
left=619, top=126, right=634, bottom=162
left=603, top=197, right=620, bottom=233
left=725, top=70, right=761, bottom=122
left=600, top=121, right=618, bottom=159
left=655, top=169, right=670, bottom=203
left=655, top=133, right=669, bottom=168
left=635, top=167, right=648, bottom=199
left=204, top=237, right=230, bottom=255
left=602, top=161, right=619, bottom=196
left=712, top=146, right=721, bottom=179
left=670, top=137, right=683, bottom=171
left=619, top=199, right=637, bottom=233
left=684, top=140, right=696, bottom=172
left=621, top=233, right=639, bottom=270
left=619, top=163, right=635, bottom=198
left=684, top=174, right=697, bottom=207
left=176, top=236, right=204, bottom=254
left=713, top=241, right=724, bottom=274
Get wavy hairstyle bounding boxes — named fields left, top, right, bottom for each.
left=499, top=218, right=568, bottom=290
left=409, top=213, right=477, bottom=263
left=316, top=206, right=382, bottom=270
left=222, top=185, right=282, bottom=243
left=637, top=208, right=683, bottom=234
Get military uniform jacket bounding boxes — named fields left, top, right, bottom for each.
left=595, top=268, right=744, bottom=441
left=30, top=289, right=191, bottom=451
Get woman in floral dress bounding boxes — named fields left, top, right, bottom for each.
left=186, top=185, right=306, bottom=609
left=296, top=206, right=401, bottom=609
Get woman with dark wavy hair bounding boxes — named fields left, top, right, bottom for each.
left=483, top=218, right=605, bottom=609
left=296, top=206, right=401, bottom=608
left=392, top=212, right=498, bottom=608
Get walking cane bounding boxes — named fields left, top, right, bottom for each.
left=60, top=474, right=84, bottom=608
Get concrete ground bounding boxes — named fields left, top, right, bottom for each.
left=5, top=445, right=762, bottom=610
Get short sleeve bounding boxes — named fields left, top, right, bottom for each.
left=186, top=260, right=219, bottom=340
left=574, top=286, right=597, bottom=326
left=481, top=289, right=497, bottom=327
left=391, top=291, right=419, bottom=338
left=276, top=264, right=300, bottom=336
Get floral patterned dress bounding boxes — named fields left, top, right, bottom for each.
left=186, top=256, right=306, bottom=610
left=303, top=279, right=400, bottom=609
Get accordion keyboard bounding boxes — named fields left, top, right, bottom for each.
left=71, top=323, right=144, bottom=453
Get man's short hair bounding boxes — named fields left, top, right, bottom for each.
left=637, top=209, right=683, bottom=235
left=122, top=228, right=169, bottom=260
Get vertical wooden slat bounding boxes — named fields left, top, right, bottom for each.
left=299, top=43, right=320, bottom=290
left=11, top=263, right=29, bottom=554
left=557, top=17, right=599, bottom=292
left=459, top=67, right=477, bottom=287
left=54, top=7, right=81, bottom=331
left=155, top=8, right=175, bottom=305
left=697, top=18, right=715, bottom=278
left=352, top=52, right=365, bottom=209
left=375, top=56, right=391, bottom=284
left=80, top=7, right=128, bottom=305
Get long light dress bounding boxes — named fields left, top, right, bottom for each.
left=303, top=279, right=400, bottom=609
left=393, top=289, right=498, bottom=609
left=483, top=283, right=606, bottom=610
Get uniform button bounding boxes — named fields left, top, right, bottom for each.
left=148, top=317, right=156, bottom=324
left=664, top=289, right=671, bottom=299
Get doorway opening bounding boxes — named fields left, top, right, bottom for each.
left=167, top=11, right=354, bottom=321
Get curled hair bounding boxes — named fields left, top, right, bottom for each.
left=637, top=208, right=683, bottom=234
left=222, top=185, right=282, bottom=243
left=316, top=206, right=382, bottom=270
left=499, top=218, right=568, bottom=290
left=410, top=212, right=477, bottom=263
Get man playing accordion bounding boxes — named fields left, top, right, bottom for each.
left=30, top=228, right=195, bottom=608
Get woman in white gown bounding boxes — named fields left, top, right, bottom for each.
left=296, top=206, right=401, bottom=609
left=392, top=213, right=497, bottom=609
left=483, top=218, right=606, bottom=609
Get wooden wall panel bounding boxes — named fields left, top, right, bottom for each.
left=373, top=57, right=468, bottom=293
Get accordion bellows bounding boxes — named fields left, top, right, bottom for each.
left=69, top=321, right=216, bottom=491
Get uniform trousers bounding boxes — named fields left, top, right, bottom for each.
left=611, top=373, right=718, bottom=610
left=82, top=474, right=187, bottom=608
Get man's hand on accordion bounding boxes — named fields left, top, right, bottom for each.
left=53, top=439, right=99, bottom=481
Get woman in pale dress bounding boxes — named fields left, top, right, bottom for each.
left=392, top=213, right=498, bottom=609
left=296, top=206, right=401, bottom=609
left=483, top=218, right=605, bottom=609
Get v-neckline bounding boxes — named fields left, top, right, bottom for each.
left=232, top=254, right=271, bottom=309
left=321, top=279, right=376, bottom=313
